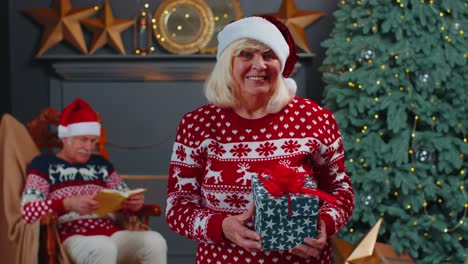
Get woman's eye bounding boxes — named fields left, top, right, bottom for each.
left=240, top=51, right=253, bottom=58
left=263, top=52, right=274, bottom=60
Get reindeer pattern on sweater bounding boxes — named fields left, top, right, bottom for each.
left=21, top=153, right=129, bottom=242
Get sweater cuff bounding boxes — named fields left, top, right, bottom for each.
left=207, top=214, right=229, bottom=243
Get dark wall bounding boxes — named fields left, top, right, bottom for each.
left=1, top=0, right=11, bottom=115
left=10, top=0, right=337, bottom=123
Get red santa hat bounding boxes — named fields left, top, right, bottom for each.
left=58, top=98, right=101, bottom=138
left=216, top=15, right=299, bottom=93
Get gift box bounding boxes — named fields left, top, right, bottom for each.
left=252, top=172, right=319, bottom=251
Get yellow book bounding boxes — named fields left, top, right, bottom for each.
left=92, top=188, right=146, bottom=216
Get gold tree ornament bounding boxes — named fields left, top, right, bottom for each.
left=257, top=0, right=325, bottom=53
left=81, top=0, right=135, bottom=55
left=24, top=0, right=97, bottom=56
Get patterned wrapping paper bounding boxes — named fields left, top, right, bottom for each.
left=252, top=173, right=319, bottom=251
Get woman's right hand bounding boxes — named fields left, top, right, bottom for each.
left=221, top=204, right=262, bottom=252
left=63, top=195, right=100, bottom=215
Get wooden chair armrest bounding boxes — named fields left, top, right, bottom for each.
left=134, top=204, right=162, bottom=217
left=40, top=212, right=58, bottom=225
left=40, top=212, right=59, bottom=264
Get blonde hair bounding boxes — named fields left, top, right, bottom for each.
left=204, top=39, right=294, bottom=114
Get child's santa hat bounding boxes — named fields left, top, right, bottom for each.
left=58, top=98, right=101, bottom=138
left=216, top=15, right=299, bottom=94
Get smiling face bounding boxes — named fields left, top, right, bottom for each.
left=231, top=45, right=282, bottom=102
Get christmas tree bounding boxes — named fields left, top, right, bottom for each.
left=320, top=0, right=467, bottom=263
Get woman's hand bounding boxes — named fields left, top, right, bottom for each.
left=122, top=193, right=145, bottom=212
left=63, top=195, right=100, bottom=215
left=289, top=219, right=328, bottom=259
left=222, top=204, right=262, bottom=252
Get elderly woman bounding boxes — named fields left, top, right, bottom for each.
left=166, top=16, right=354, bottom=264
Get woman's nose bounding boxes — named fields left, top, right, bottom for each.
left=251, top=55, right=267, bottom=69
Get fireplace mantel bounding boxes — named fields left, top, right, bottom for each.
left=37, top=54, right=314, bottom=81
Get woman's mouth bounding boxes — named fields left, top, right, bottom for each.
left=247, top=76, right=267, bottom=81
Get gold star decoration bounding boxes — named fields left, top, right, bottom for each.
left=257, top=0, right=325, bottom=53
left=332, top=218, right=414, bottom=264
left=333, top=218, right=382, bottom=264
left=24, top=0, right=97, bottom=56
left=81, top=0, right=135, bottom=55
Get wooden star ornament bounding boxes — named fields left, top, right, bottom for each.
left=257, top=0, right=325, bottom=53
left=24, top=0, right=97, bottom=56
left=332, top=218, right=414, bottom=264
left=81, top=0, right=135, bottom=55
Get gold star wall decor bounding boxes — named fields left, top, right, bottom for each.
left=81, top=0, right=135, bottom=55
left=24, top=0, right=97, bottom=56
left=257, top=0, right=325, bottom=53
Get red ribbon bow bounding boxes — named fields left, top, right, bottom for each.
left=258, top=164, right=337, bottom=217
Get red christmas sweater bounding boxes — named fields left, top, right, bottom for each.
left=166, top=97, right=354, bottom=264
left=21, top=153, right=129, bottom=242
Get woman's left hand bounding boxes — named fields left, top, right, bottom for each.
left=289, top=219, right=328, bottom=259
left=122, top=193, right=145, bottom=212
